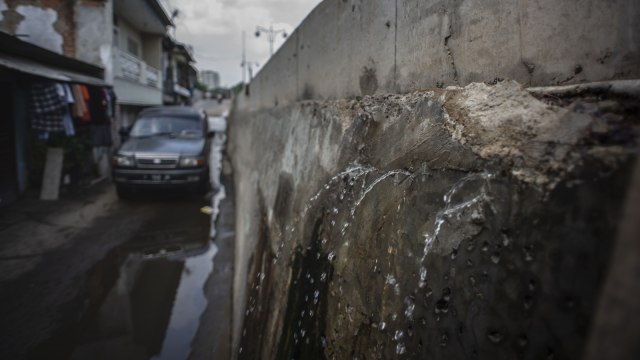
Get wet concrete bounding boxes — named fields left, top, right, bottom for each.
left=0, top=103, right=234, bottom=360
left=229, top=80, right=640, bottom=358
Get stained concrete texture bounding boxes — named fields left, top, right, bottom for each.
left=241, top=0, right=640, bottom=111
left=229, top=80, right=639, bottom=358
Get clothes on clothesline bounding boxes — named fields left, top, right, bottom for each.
left=31, top=83, right=66, bottom=133
left=30, top=82, right=116, bottom=146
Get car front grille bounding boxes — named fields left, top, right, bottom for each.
left=135, top=154, right=179, bottom=169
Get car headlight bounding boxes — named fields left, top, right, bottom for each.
left=112, top=155, right=134, bottom=167
left=179, top=156, right=205, bottom=167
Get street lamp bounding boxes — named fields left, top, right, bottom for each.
left=255, top=25, right=288, bottom=57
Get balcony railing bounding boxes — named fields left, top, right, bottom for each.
left=114, top=48, right=161, bottom=89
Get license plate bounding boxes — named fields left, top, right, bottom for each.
left=148, top=174, right=170, bottom=182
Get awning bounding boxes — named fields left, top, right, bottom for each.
left=0, top=54, right=108, bottom=86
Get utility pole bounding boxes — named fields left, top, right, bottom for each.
left=241, top=31, right=246, bottom=84
left=255, top=24, right=287, bottom=57
left=246, top=61, right=259, bottom=82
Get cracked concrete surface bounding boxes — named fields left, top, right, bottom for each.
left=230, top=80, right=639, bottom=358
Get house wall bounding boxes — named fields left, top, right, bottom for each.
left=141, top=33, right=162, bottom=69
left=0, top=0, right=76, bottom=56
left=74, top=0, right=113, bottom=83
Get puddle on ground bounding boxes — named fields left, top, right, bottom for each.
left=31, top=187, right=227, bottom=360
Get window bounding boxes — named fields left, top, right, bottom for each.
left=127, top=37, right=139, bottom=57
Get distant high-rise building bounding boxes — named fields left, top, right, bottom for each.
left=201, top=70, right=220, bottom=90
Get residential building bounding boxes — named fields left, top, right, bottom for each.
left=112, top=0, right=172, bottom=126
left=201, top=70, right=220, bottom=91
left=0, top=0, right=196, bottom=205
left=163, top=36, right=197, bottom=105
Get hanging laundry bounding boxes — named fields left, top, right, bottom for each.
left=56, top=84, right=75, bottom=137
left=71, top=84, right=88, bottom=119
left=31, top=83, right=65, bottom=133
left=81, top=85, right=91, bottom=122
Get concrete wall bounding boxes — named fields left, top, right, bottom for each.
left=75, top=0, right=113, bottom=83
left=240, top=0, right=640, bottom=111
left=231, top=80, right=639, bottom=359
left=230, top=0, right=640, bottom=358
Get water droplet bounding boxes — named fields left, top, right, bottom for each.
left=314, top=290, right=320, bottom=298
left=391, top=313, right=397, bottom=321
left=331, top=220, right=336, bottom=226
left=471, top=209, right=485, bottom=224
left=435, top=299, right=449, bottom=314
left=502, top=233, right=510, bottom=247
left=442, top=287, right=451, bottom=301
left=487, top=330, right=504, bottom=343
left=394, top=284, right=400, bottom=295
left=450, top=249, right=458, bottom=260
left=469, top=276, right=476, bottom=286
left=310, top=278, right=315, bottom=284
left=386, top=274, right=397, bottom=285
left=440, top=333, right=449, bottom=347
left=491, top=252, right=501, bottom=264
left=404, top=302, right=415, bottom=319
left=320, top=272, right=327, bottom=282
left=332, top=207, right=338, bottom=214
left=379, top=321, right=386, bottom=330
left=328, top=252, right=336, bottom=261
left=396, top=343, right=406, bottom=354
left=424, top=287, right=433, bottom=299
left=394, top=330, right=404, bottom=340
left=481, top=241, right=490, bottom=252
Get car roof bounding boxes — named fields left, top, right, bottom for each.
left=138, top=106, right=204, bottom=120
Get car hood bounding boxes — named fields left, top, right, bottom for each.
left=119, top=136, right=205, bottom=156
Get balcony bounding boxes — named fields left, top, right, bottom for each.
left=113, top=48, right=163, bottom=106
left=114, top=49, right=161, bottom=89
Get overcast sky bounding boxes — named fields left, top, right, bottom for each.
left=160, top=0, right=323, bottom=87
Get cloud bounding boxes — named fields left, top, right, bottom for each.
left=163, top=0, right=322, bottom=86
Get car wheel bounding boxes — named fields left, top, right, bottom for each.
left=116, top=186, right=134, bottom=200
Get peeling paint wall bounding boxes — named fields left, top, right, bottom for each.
left=0, top=0, right=77, bottom=57
left=14, top=5, right=62, bottom=53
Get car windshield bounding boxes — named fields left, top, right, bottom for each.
left=129, top=116, right=203, bottom=138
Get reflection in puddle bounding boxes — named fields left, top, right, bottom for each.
left=152, top=243, right=218, bottom=360
left=68, top=188, right=226, bottom=360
